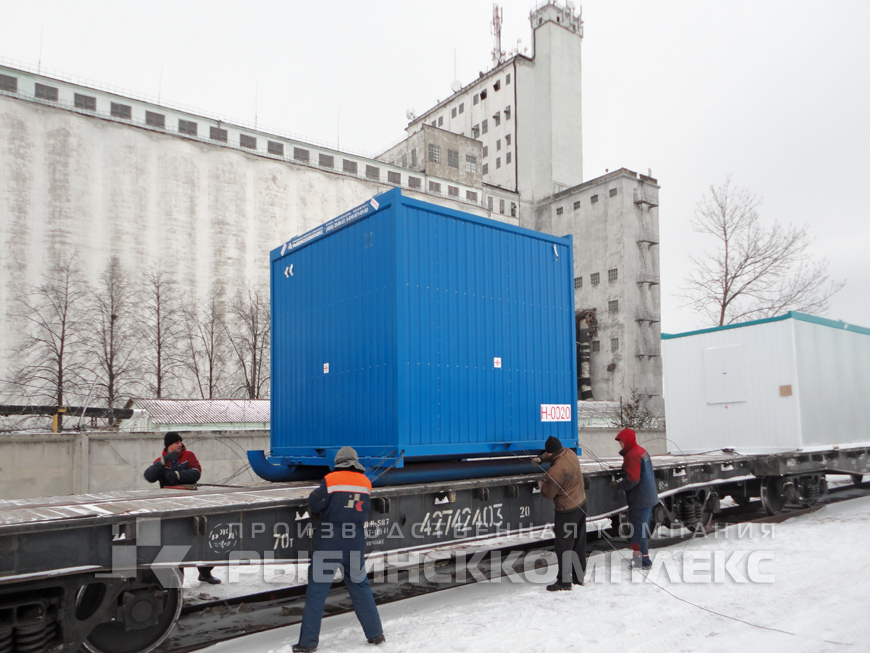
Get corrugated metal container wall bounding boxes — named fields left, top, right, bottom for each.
left=794, top=320, right=870, bottom=446
left=270, top=189, right=577, bottom=465
left=663, top=313, right=870, bottom=453
left=662, top=319, right=802, bottom=452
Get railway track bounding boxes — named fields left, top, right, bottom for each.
left=157, top=480, right=870, bottom=653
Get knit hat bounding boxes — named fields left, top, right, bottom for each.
left=334, top=446, right=365, bottom=472
left=164, top=432, right=183, bottom=448
left=545, top=436, right=563, bottom=455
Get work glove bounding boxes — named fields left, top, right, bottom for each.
left=531, top=457, right=542, bottom=465
left=165, top=470, right=180, bottom=485
left=162, top=450, right=181, bottom=466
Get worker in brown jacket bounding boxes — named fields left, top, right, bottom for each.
left=539, top=435, right=587, bottom=591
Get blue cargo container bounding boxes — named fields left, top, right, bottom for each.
left=251, top=188, right=578, bottom=483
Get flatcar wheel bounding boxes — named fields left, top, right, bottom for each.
left=760, top=477, right=786, bottom=516
left=83, top=569, right=182, bottom=653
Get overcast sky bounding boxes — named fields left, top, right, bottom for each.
left=5, top=0, right=869, bottom=333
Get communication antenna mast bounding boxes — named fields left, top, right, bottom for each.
left=491, top=4, right=505, bottom=65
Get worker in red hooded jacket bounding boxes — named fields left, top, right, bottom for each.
left=143, top=432, right=221, bottom=585
left=614, top=428, right=658, bottom=570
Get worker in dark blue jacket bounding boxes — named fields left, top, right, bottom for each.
left=294, top=447, right=385, bottom=653
left=615, top=428, right=659, bottom=570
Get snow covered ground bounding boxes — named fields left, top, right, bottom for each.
left=193, top=491, right=870, bottom=653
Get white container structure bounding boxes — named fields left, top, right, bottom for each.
left=662, top=312, right=870, bottom=453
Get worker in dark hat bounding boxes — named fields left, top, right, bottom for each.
left=294, top=446, right=385, bottom=652
left=614, top=428, right=658, bottom=570
left=538, top=435, right=587, bottom=591
left=143, top=432, right=221, bottom=585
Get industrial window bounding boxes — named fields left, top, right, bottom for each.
left=573, top=200, right=581, bottom=210
left=319, top=153, right=334, bottom=168
left=482, top=146, right=488, bottom=158
left=210, top=126, right=227, bottom=142
left=496, top=157, right=501, bottom=169
left=493, top=80, right=501, bottom=91
left=294, top=147, right=309, bottom=162
left=111, top=102, right=131, bottom=119
left=431, top=120, right=437, bottom=127
left=499, top=199, right=505, bottom=214
left=387, top=170, right=401, bottom=185
left=459, top=102, right=464, bottom=114
left=448, top=185, right=459, bottom=197
left=482, top=119, right=488, bottom=134
left=592, top=340, right=600, bottom=352
left=438, top=116, right=444, bottom=126
left=466, top=190, right=478, bottom=202
left=494, top=111, right=501, bottom=126
left=409, top=176, right=421, bottom=189
left=608, top=300, right=619, bottom=313
left=429, top=181, right=441, bottom=193
left=472, top=124, right=480, bottom=138
left=482, top=163, right=488, bottom=175
left=0, top=74, right=17, bottom=92
left=146, top=111, right=165, bottom=128
left=505, top=134, right=511, bottom=146
left=556, top=207, right=563, bottom=215
left=608, top=268, right=618, bottom=282
left=343, top=159, right=358, bottom=174
left=591, top=272, right=600, bottom=286
left=496, top=139, right=501, bottom=151
left=506, top=73, right=511, bottom=85
left=591, top=194, right=599, bottom=204
left=574, top=277, right=583, bottom=289
left=451, top=107, right=457, bottom=118
left=366, top=165, right=380, bottom=180
left=609, top=188, right=618, bottom=197
left=447, top=149, right=459, bottom=168
left=428, top=144, right=441, bottom=163
left=510, top=202, right=517, bottom=217
left=611, top=338, right=619, bottom=351
left=505, top=105, right=511, bottom=120
left=74, top=93, right=96, bottom=111
left=473, top=93, right=479, bottom=105
left=240, top=134, right=257, bottom=149
left=411, top=149, right=417, bottom=167
left=487, top=196, right=494, bottom=211
left=268, top=141, right=284, bottom=156
left=506, top=152, right=512, bottom=164
left=178, top=119, right=198, bottom=136
left=35, top=83, right=58, bottom=101
left=465, top=154, right=477, bottom=173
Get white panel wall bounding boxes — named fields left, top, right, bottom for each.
left=663, top=320, right=801, bottom=453
left=794, top=321, right=870, bottom=446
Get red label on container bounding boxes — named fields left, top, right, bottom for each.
left=540, top=404, right=571, bottom=422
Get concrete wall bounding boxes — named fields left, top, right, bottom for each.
left=578, top=427, right=667, bottom=461
left=0, top=430, right=269, bottom=500
left=535, top=169, right=663, bottom=409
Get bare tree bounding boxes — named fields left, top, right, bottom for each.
left=4, top=256, right=89, bottom=429
left=609, top=389, right=658, bottom=430
left=182, top=286, right=228, bottom=399
left=680, top=177, right=845, bottom=326
left=82, top=256, right=142, bottom=410
left=225, top=284, right=271, bottom=399
left=140, top=267, right=184, bottom=398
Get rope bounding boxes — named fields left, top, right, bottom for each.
left=508, top=446, right=852, bottom=647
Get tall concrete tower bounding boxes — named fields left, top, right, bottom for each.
left=516, top=2, right=584, bottom=202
